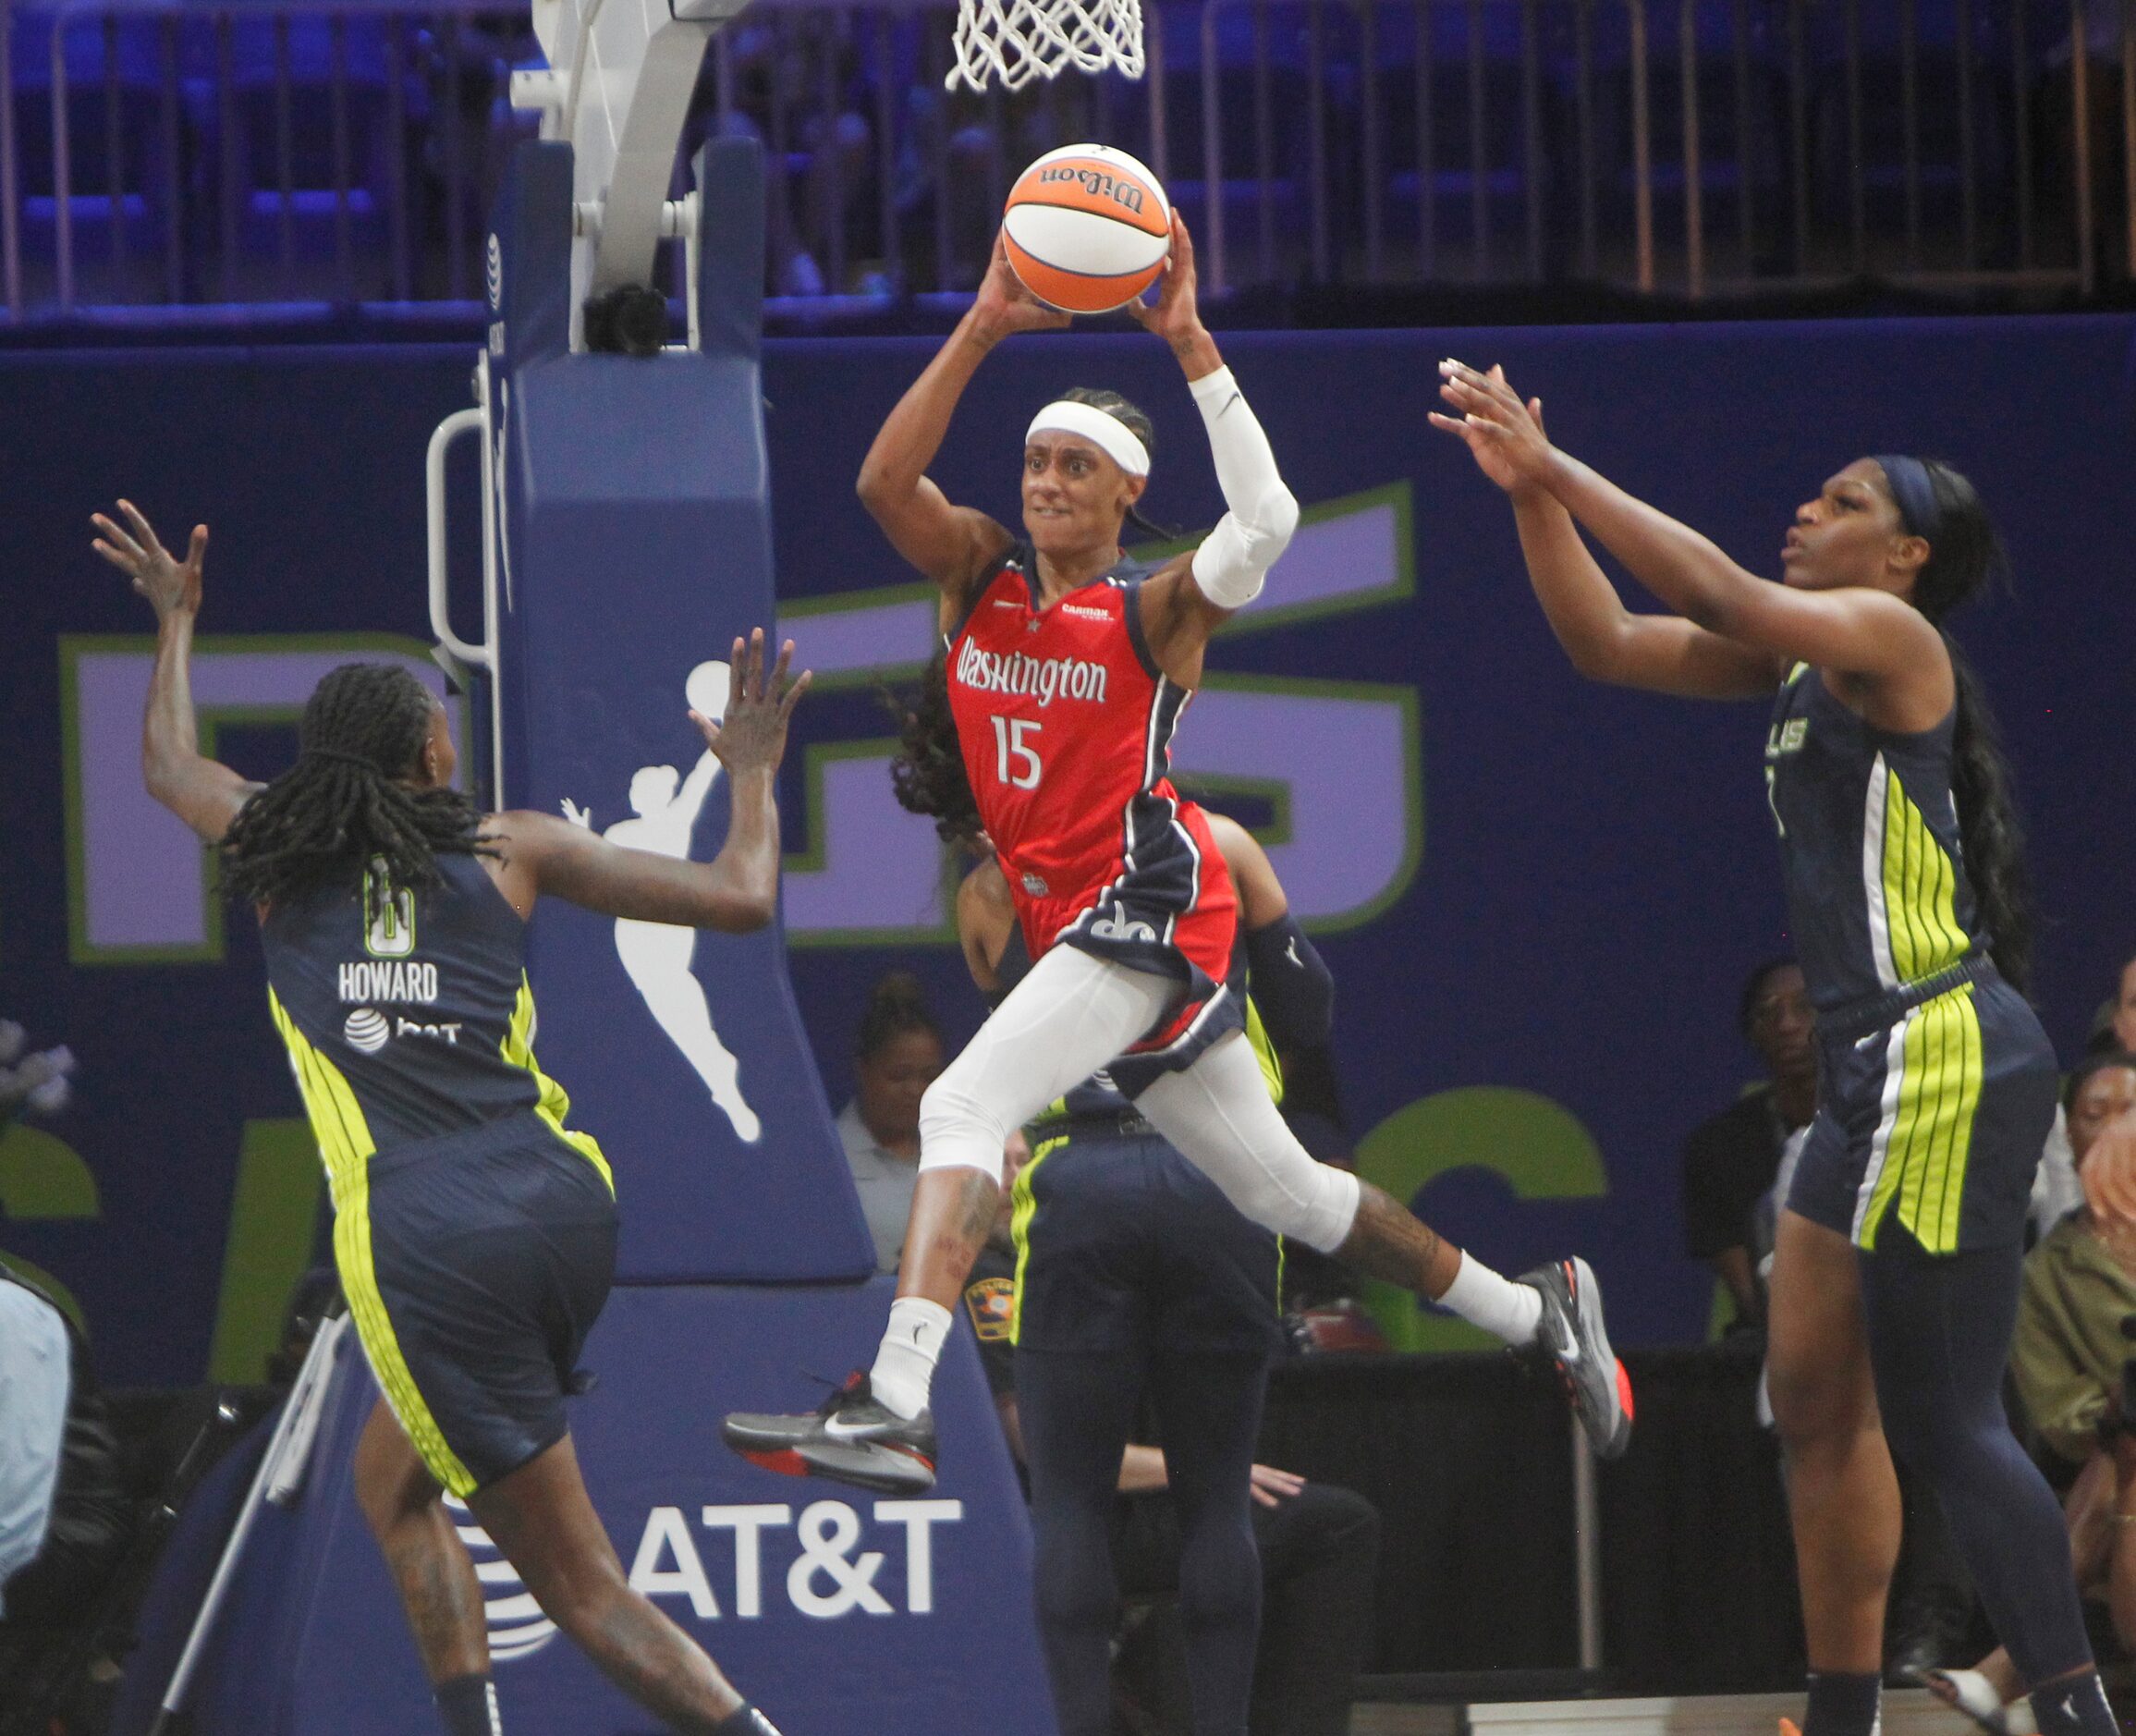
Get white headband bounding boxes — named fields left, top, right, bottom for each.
left=1025, top=400, right=1151, bottom=479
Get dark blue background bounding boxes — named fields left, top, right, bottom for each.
left=4, top=314, right=2131, bottom=1381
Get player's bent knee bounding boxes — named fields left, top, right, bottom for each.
left=1205, top=1157, right=1358, bottom=1255
left=916, top=1074, right=1010, bottom=1181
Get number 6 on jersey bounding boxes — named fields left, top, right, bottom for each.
left=992, top=716, right=1043, bottom=789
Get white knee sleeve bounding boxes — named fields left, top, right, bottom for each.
left=916, top=946, right=1174, bottom=1181
left=1136, top=1034, right=1361, bottom=1254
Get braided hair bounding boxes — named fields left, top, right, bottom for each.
left=221, top=663, right=492, bottom=924
left=886, top=653, right=981, bottom=844
left=1874, top=457, right=2034, bottom=994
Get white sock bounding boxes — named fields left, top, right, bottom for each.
left=1438, top=1252, right=1544, bottom=1347
left=869, top=1298, right=951, bottom=1419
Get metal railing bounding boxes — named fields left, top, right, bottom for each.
left=6, top=0, right=2133, bottom=318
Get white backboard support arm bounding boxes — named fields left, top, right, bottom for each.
left=517, top=0, right=751, bottom=346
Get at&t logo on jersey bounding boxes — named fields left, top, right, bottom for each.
left=954, top=639, right=1108, bottom=709
left=343, top=1009, right=391, bottom=1053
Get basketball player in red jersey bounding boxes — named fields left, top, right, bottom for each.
left=725, top=219, right=1632, bottom=1491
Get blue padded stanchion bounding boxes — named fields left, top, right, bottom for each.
left=488, top=134, right=873, bottom=1284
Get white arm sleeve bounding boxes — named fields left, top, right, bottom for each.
left=1188, top=365, right=1300, bottom=609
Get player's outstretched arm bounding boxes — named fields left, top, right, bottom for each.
left=857, top=232, right=1058, bottom=602
left=1431, top=364, right=1782, bottom=698
left=1133, top=217, right=1299, bottom=679
left=1435, top=360, right=1942, bottom=700
left=96, top=501, right=263, bottom=844
left=495, top=630, right=810, bottom=931
left=1204, top=813, right=1334, bottom=1051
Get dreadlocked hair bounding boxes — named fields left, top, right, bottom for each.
left=1878, top=457, right=2035, bottom=994
left=885, top=651, right=982, bottom=845
left=1056, top=385, right=1179, bottom=543
left=220, top=663, right=493, bottom=924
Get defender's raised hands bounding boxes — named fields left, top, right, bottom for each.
left=692, top=629, right=811, bottom=778
left=1429, top=360, right=1558, bottom=495
left=92, top=500, right=208, bottom=620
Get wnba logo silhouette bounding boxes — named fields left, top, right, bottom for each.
left=560, top=659, right=762, bottom=1143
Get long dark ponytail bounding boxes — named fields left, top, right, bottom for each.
left=1879, top=457, right=2034, bottom=993
left=221, top=663, right=492, bottom=923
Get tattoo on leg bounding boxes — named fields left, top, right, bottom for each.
left=954, top=1170, right=998, bottom=1247
left=1337, top=1184, right=1456, bottom=1296
left=574, top=1586, right=743, bottom=1734
left=383, top=1516, right=488, bottom=1681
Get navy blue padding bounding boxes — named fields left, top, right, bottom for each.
left=493, top=141, right=873, bottom=1284
left=111, top=1281, right=1057, bottom=1736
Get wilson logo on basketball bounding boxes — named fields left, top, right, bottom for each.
left=1037, top=165, right=1147, bottom=215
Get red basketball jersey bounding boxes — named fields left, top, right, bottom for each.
left=946, top=548, right=1237, bottom=991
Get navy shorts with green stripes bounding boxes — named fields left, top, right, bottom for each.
left=1788, top=968, right=2057, bottom=1255
left=1014, top=1119, right=1280, bottom=1357
left=343, top=1107, right=616, bottom=1495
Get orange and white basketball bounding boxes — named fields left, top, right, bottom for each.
left=1002, top=143, right=1172, bottom=315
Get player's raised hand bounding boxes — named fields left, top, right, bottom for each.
left=92, top=500, right=208, bottom=621
left=971, top=230, right=1072, bottom=345
left=692, top=628, right=811, bottom=777
left=1127, top=212, right=1203, bottom=347
left=1429, top=361, right=1557, bottom=495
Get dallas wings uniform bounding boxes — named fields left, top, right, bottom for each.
left=261, top=853, right=615, bottom=1496
left=946, top=543, right=1243, bottom=1074
left=1765, top=664, right=2056, bottom=1254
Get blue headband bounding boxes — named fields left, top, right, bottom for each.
left=1873, top=454, right=1941, bottom=541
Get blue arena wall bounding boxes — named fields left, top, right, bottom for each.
left=2, top=313, right=2133, bottom=1385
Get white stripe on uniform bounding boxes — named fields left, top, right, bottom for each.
left=1849, top=1008, right=1914, bottom=1244
left=1861, top=752, right=1899, bottom=991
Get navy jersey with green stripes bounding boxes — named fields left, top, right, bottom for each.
left=260, top=854, right=591, bottom=1159
left=1764, top=663, right=1981, bottom=1014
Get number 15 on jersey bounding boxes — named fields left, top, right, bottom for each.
left=992, top=716, right=1043, bottom=789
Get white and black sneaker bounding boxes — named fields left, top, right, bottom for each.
left=722, top=1372, right=938, bottom=1495
left=1518, top=1256, right=1634, bottom=1461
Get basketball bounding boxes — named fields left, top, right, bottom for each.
left=1002, top=143, right=1172, bottom=314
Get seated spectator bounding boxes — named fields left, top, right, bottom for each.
left=1684, top=959, right=1815, bottom=1332
left=836, top=972, right=945, bottom=1272
left=0, top=1259, right=130, bottom=1632
left=2085, top=952, right=2136, bottom=1055
left=1923, top=1052, right=2136, bottom=1732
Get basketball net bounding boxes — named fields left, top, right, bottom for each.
left=946, top=0, right=1144, bottom=92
